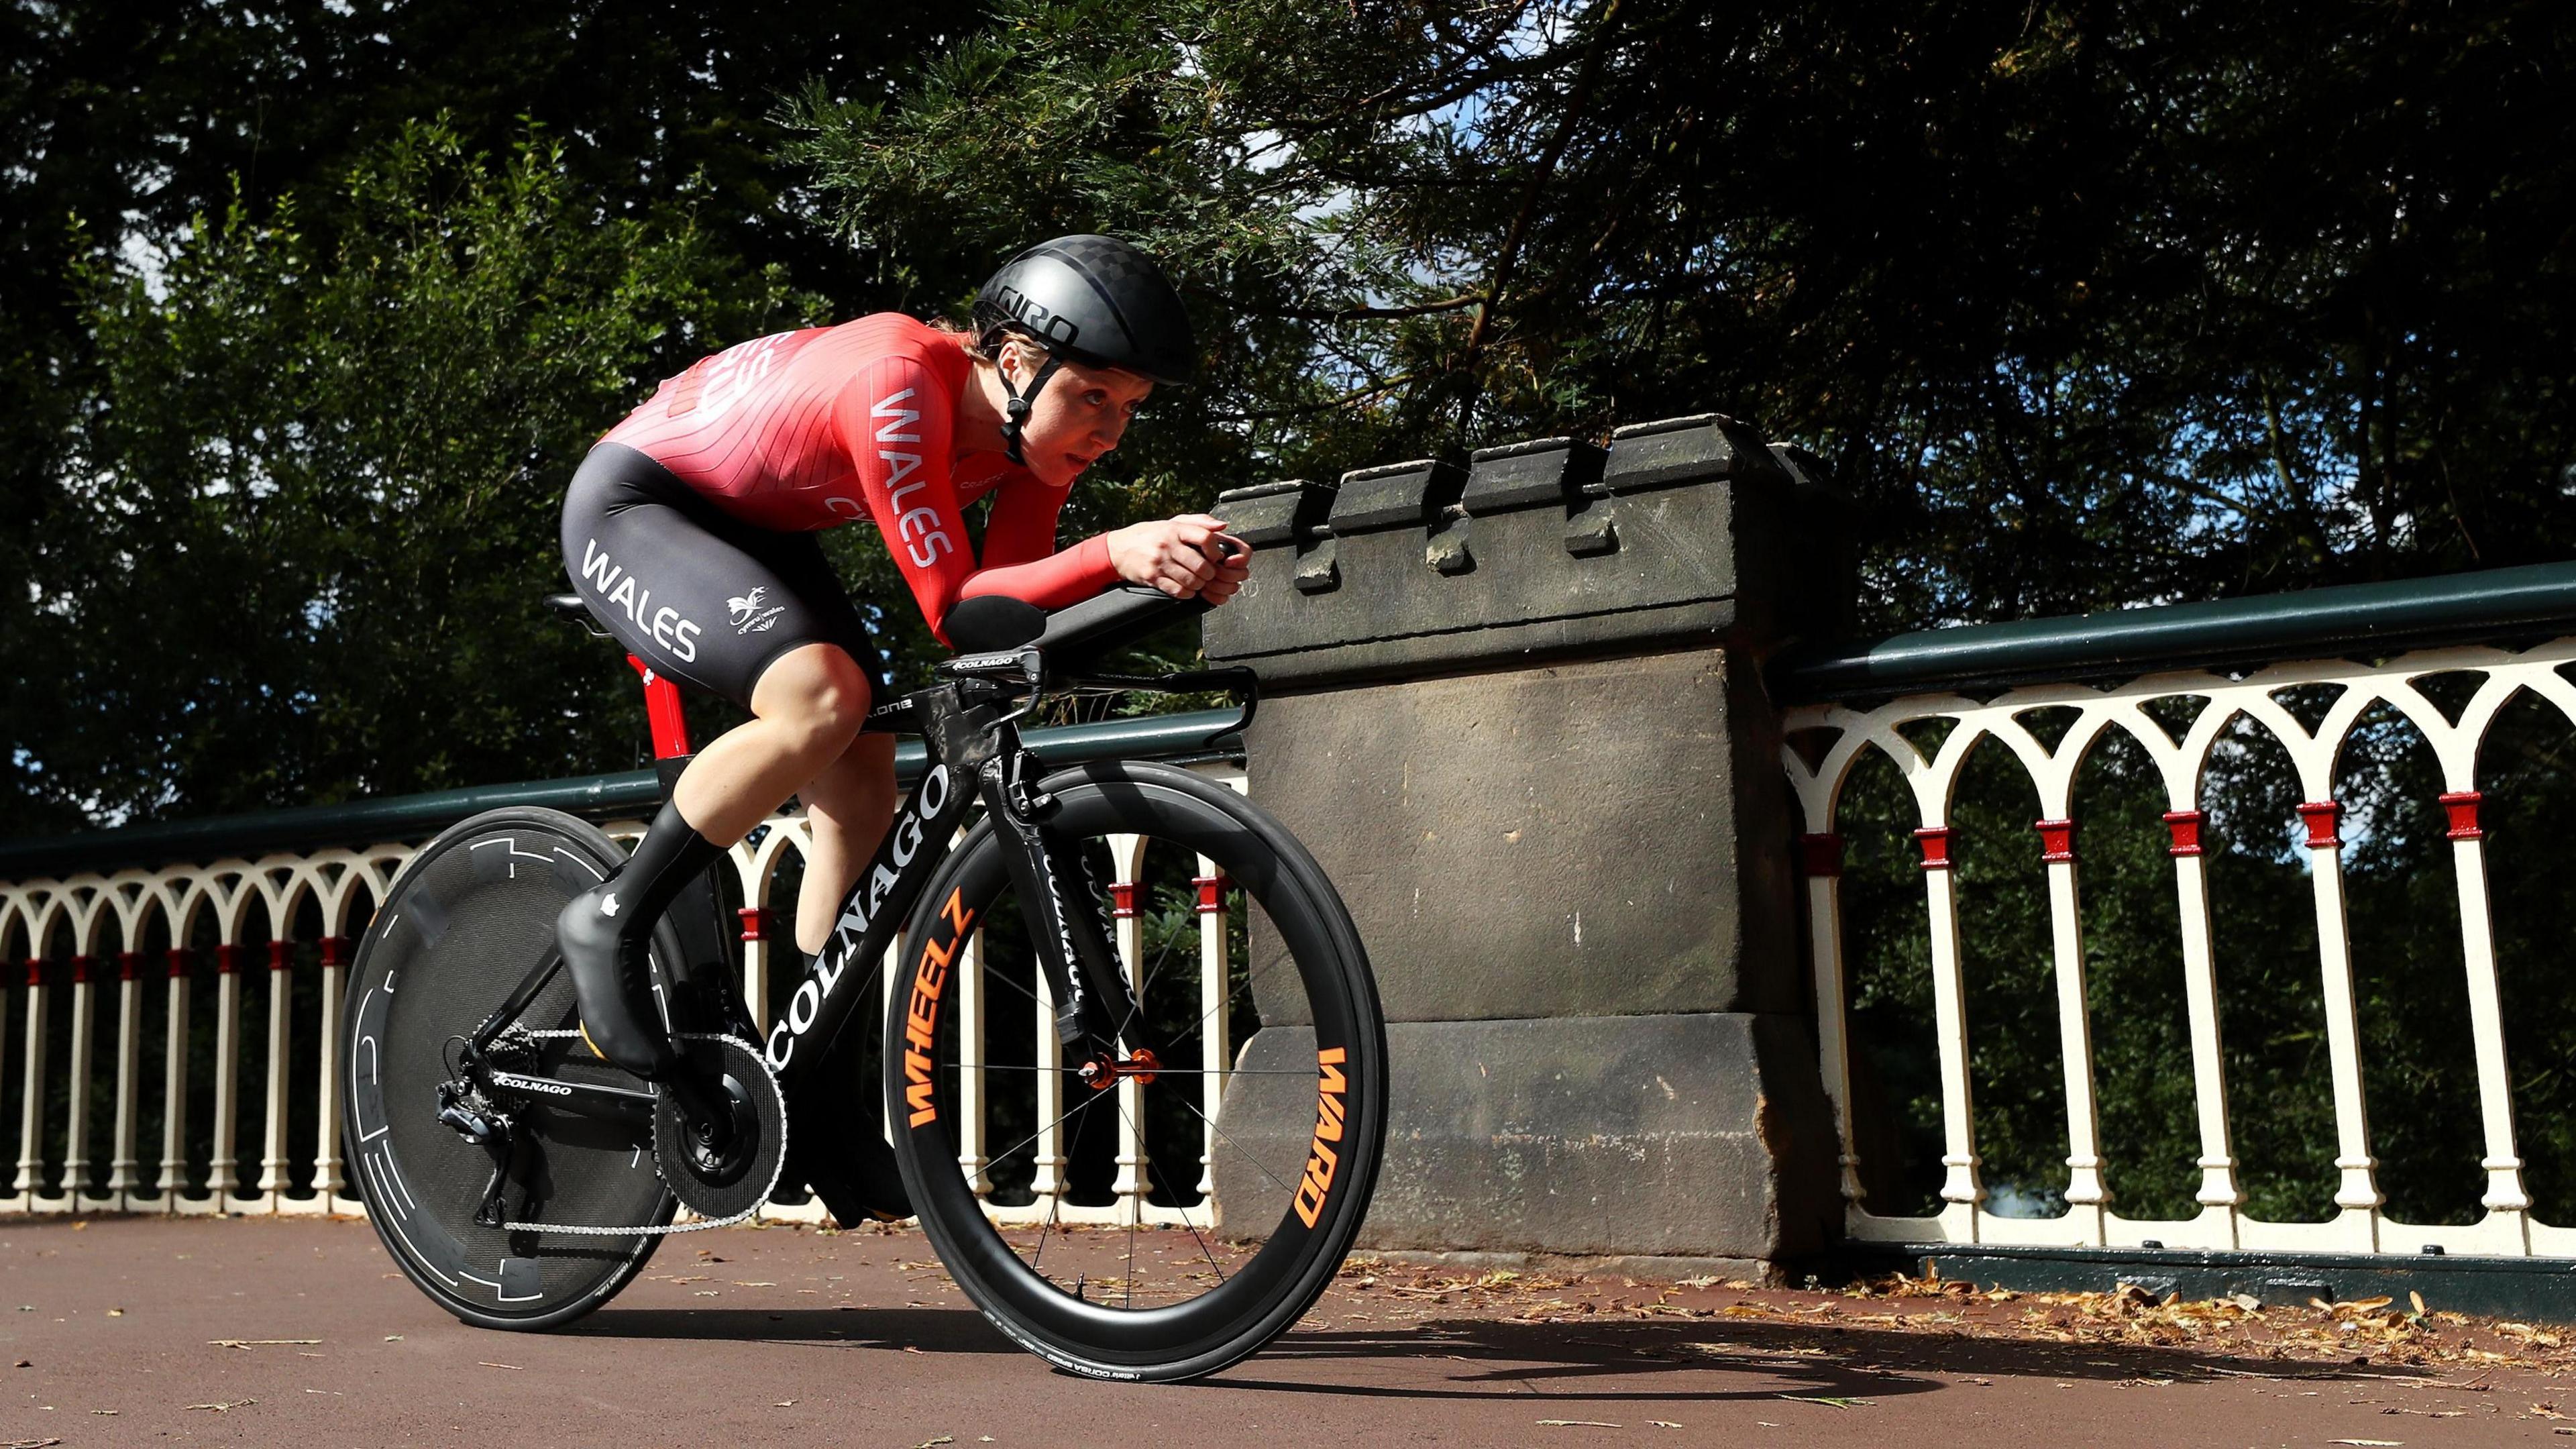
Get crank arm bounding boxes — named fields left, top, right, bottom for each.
left=483, top=1068, right=657, bottom=1124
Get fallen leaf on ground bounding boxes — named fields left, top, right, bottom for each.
left=1536, top=1421, right=1621, bottom=1429
left=184, top=1399, right=256, bottom=1411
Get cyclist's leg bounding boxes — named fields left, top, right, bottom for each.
left=785, top=732, right=899, bottom=955
left=698, top=525, right=900, bottom=955
left=555, top=444, right=881, bottom=1075
left=664, top=521, right=896, bottom=845
left=668, top=642, right=873, bottom=845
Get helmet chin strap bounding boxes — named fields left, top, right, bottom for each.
left=998, top=349, right=1065, bottom=467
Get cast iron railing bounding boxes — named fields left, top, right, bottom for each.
left=0, top=712, right=1243, bottom=1228
left=1777, top=561, right=2576, bottom=1258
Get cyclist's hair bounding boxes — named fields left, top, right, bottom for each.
left=943, top=318, right=1062, bottom=374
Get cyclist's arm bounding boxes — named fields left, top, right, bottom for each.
left=959, top=478, right=1117, bottom=612
left=969, top=487, right=1250, bottom=609
left=835, top=358, right=1112, bottom=645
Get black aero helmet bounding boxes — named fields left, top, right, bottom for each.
left=971, top=234, right=1195, bottom=464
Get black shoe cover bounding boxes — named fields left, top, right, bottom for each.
left=555, top=798, right=721, bottom=1079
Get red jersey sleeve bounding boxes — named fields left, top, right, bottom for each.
left=833, top=357, right=1120, bottom=645
left=957, top=476, right=1119, bottom=614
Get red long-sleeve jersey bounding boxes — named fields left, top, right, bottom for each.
left=600, top=313, right=1116, bottom=643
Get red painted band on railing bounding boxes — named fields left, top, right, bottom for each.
left=166, top=948, right=191, bottom=981
left=1109, top=882, right=1138, bottom=919
left=627, top=654, right=693, bottom=759
left=2035, top=818, right=2078, bottom=864
left=268, top=939, right=294, bottom=972
left=215, top=943, right=246, bottom=975
left=1796, top=833, right=1846, bottom=878
left=23, top=957, right=40, bottom=988
left=2161, top=809, right=2206, bottom=857
left=1913, top=826, right=1955, bottom=871
left=1192, top=874, right=1228, bottom=914
left=2296, top=800, right=2344, bottom=850
left=319, top=935, right=351, bottom=969
left=739, top=906, right=768, bottom=943
left=71, top=954, right=95, bottom=985
left=2438, top=790, right=2484, bottom=841
left=117, top=951, right=142, bottom=981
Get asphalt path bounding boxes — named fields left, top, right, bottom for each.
left=4, top=1216, right=2571, bottom=1447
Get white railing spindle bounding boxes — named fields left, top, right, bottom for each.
left=1784, top=637, right=2576, bottom=1260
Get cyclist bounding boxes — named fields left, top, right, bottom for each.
left=551, top=235, right=1248, bottom=1217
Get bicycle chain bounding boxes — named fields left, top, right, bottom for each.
left=498, top=1030, right=786, bottom=1238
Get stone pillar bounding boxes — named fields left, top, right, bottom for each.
left=1204, top=413, right=1850, bottom=1272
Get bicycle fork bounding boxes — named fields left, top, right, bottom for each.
left=975, top=737, right=1147, bottom=1076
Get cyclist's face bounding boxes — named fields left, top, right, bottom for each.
left=1004, top=343, right=1154, bottom=486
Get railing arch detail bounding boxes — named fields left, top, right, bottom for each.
left=1785, top=637, right=2576, bottom=1260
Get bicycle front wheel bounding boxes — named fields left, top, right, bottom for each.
left=884, top=760, right=1385, bottom=1381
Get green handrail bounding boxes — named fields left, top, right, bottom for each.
left=0, top=710, right=1242, bottom=880
left=1774, top=561, right=2576, bottom=704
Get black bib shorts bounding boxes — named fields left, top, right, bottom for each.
left=558, top=443, right=892, bottom=707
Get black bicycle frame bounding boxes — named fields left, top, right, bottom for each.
left=467, top=580, right=1252, bottom=1119
left=753, top=679, right=1141, bottom=1087
left=461, top=673, right=1151, bottom=1115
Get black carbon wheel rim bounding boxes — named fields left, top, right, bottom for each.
left=888, top=767, right=1383, bottom=1378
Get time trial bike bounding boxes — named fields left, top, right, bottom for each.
left=340, top=583, right=1385, bottom=1381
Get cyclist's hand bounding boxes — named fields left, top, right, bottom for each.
left=1107, top=515, right=1250, bottom=602
left=1196, top=525, right=1252, bottom=606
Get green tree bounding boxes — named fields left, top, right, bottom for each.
left=786, top=0, right=2576, bottom=632
left=1, top=0, right=986, bottom=830
left=31, top=120, right=815, bottom=823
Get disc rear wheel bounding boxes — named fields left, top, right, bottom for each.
left=342, top=807, right=678, bottom=1330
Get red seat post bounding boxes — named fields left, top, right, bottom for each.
left=625, top=655, right=694, bottom=761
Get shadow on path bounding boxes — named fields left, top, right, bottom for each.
left=572, top=1306, right=1018, bottom=1354
left=1227, top=1315, right=2447, bottom=1401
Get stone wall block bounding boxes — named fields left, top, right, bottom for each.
left=1239, top=650, right=1801, bottom=1024
left=1205, top=413, right=1813, bottom=687
left=1201, top=411, right=1851, bottom=1267
left=1219, top=1015, right=1839, bottom=1261
left=1459, top=437, right=1607, bottom=516
left=1216, top=476, right=1339, bottom=599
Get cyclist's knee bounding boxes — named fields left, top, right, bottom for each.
left=752, top=645, right=871, bottom=757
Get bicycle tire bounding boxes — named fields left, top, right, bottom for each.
left=343, top=806, right=679, bottom=1330
left=884, top=761, right=1385, bottom=1381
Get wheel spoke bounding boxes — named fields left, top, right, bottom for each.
left=1171, top=1093, right=1303, bottom=1197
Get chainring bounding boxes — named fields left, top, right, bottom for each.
left=652, top=1034, right=788, bottom=1223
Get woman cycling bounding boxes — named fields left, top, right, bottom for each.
left=550, top=236, right=1248, bottom=1211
